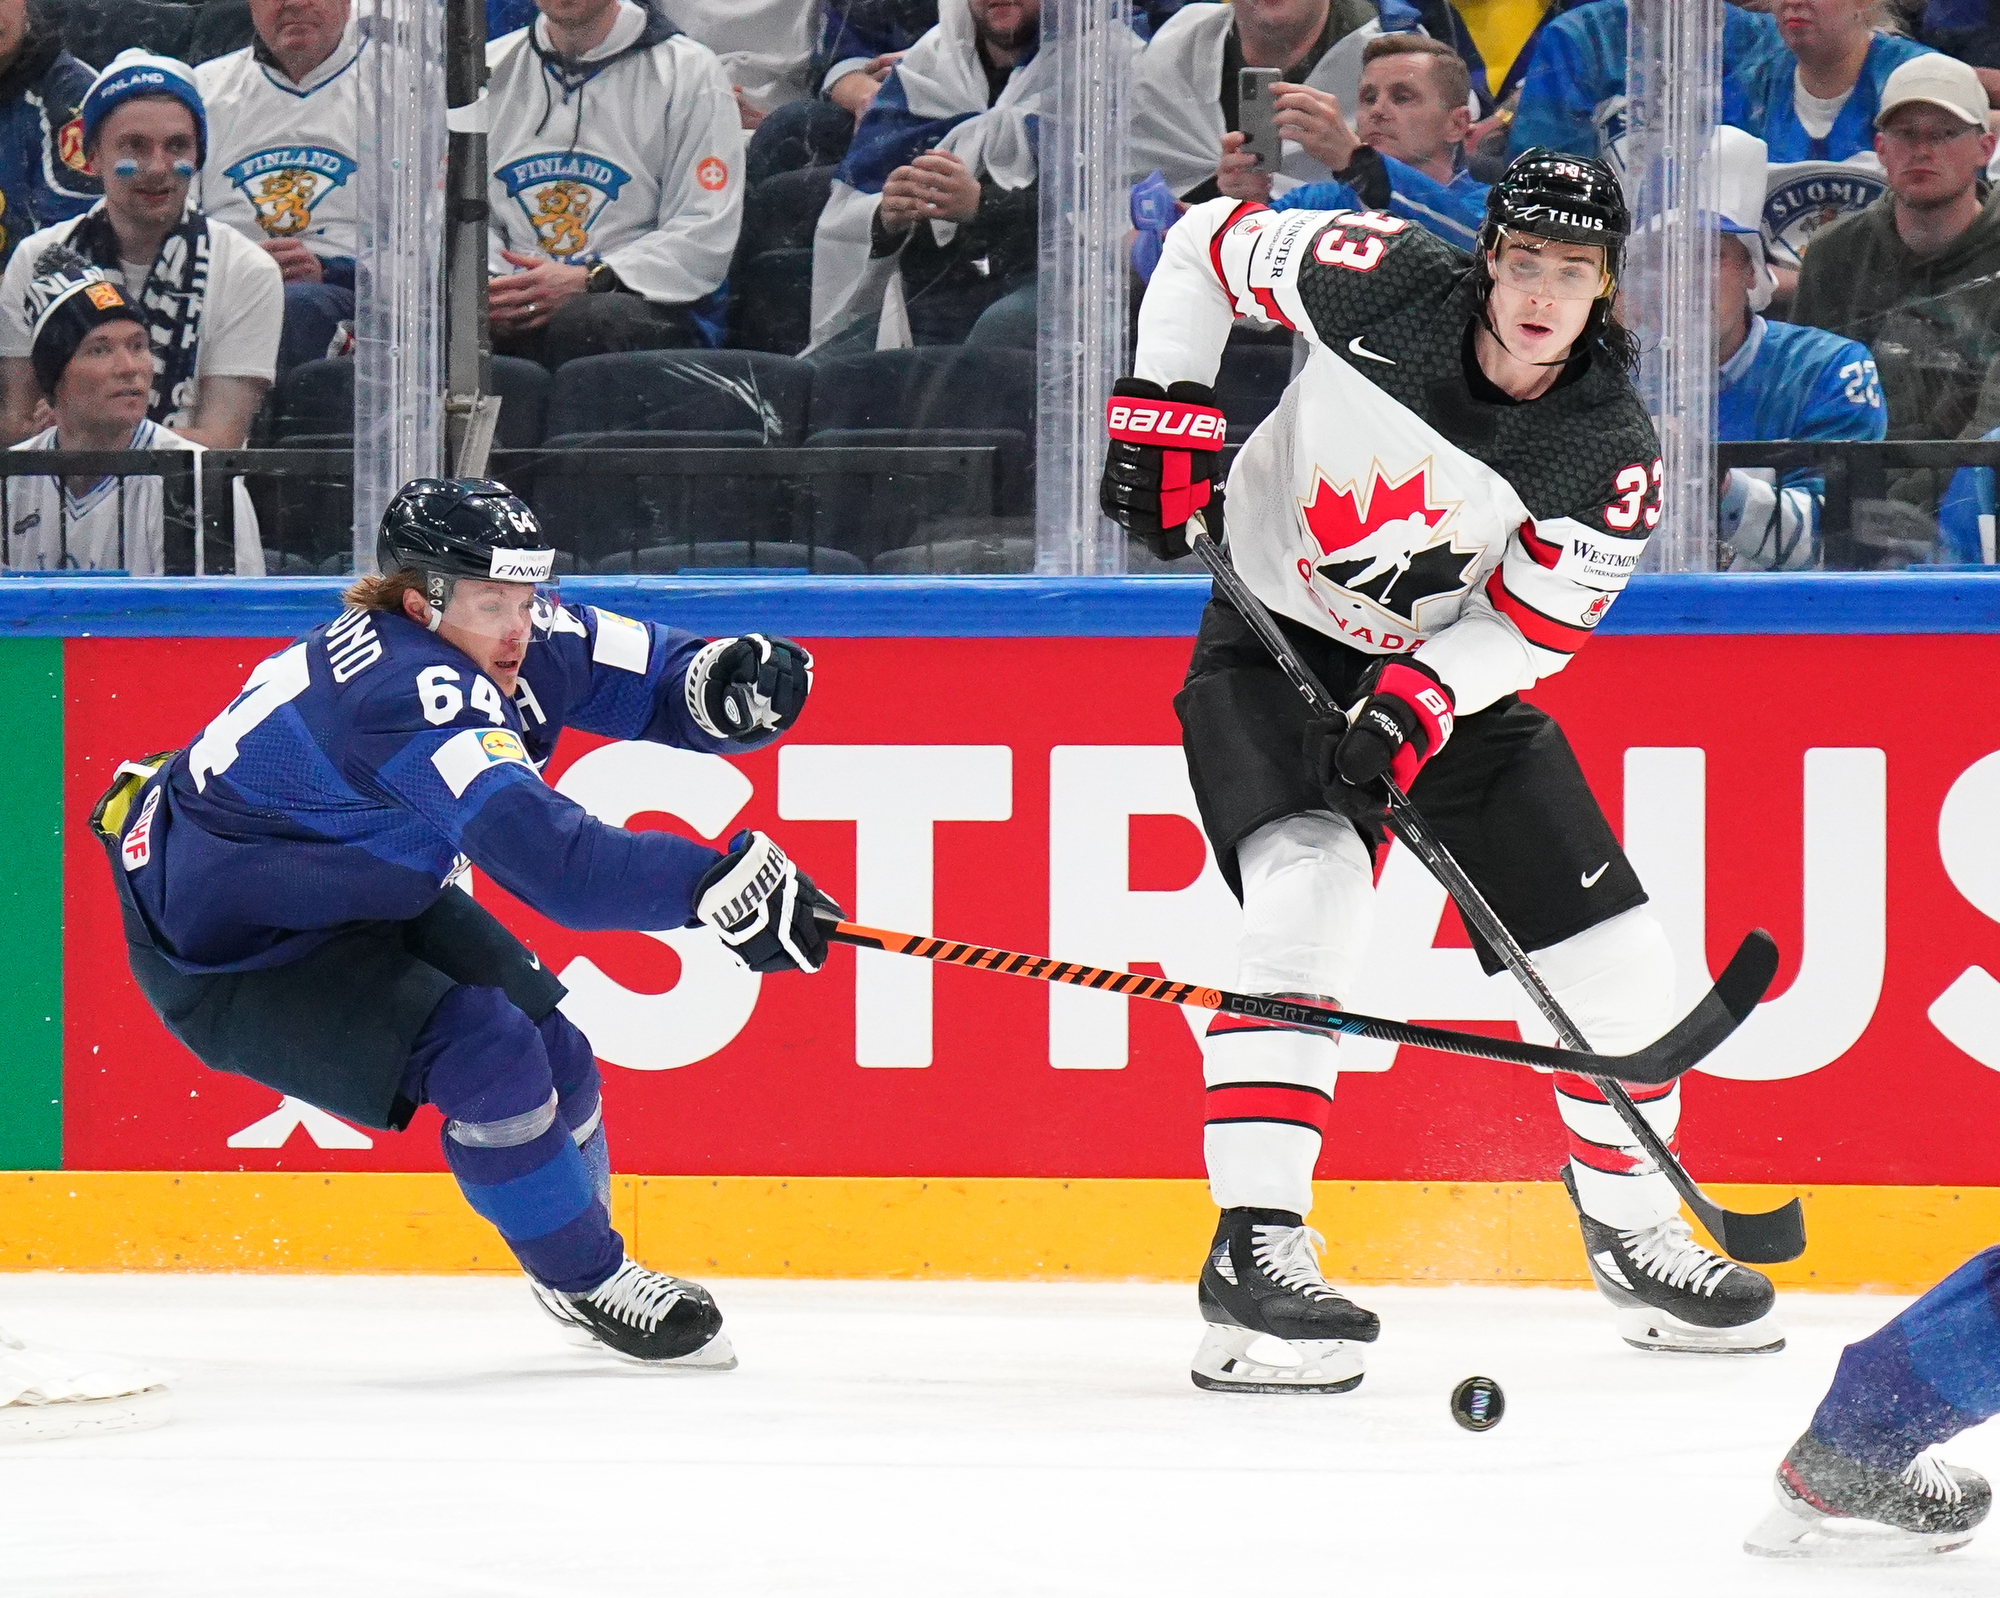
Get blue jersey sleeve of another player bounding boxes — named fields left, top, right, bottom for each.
left=340, top=650, right=720, bottom=931
left=512, top=603, right=770, bottom=759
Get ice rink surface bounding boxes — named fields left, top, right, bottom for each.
left=4, top=1275, right=1997, bottom=1598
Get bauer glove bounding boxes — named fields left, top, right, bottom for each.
left=686, top=634, right=813, bottom=742
left=691, top=830, right=845, bottom=975
left=1307, top=658, right=1456, bottom=799
left=1099, top=377, right=1227, bottom=560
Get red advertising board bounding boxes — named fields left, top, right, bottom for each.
left=59, top=632, right=2000, bottom=1186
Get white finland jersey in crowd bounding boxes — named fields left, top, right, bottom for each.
left=196, top=19, right=364, bottom=260
left=1, top=420, right=262, bottom=574
left=485, top=0, right=744, bottom=305
left=1137, top=197, right=1660, bottom=714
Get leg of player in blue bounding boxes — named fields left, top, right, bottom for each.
left=400, top=986, right=734, bottom=1371
left=1746, top=1246, right=1998, bottom=1559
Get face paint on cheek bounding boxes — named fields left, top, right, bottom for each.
left=113, top=159, right=138, bottom=178
left=172, top=161, right=195, bottom=179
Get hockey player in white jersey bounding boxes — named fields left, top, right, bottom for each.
left=1102, top=150, right=1783, bottom=1392
left=484, top=0, right=744, bottom=363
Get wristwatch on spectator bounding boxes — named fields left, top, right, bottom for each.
left=585, top=262, right=625, bottom=295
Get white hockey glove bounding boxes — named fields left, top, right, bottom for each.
left=685, top=634, right=813, bottom=741
left=690, top=830, right=845, bottom=975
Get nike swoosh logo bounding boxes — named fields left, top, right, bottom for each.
left=527, top=954, right=542, bottom=970
left=1348, top=335, right=1395, bottom=365
left=1581, top=863, right=1609, bottom=888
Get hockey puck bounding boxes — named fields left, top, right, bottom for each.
left=1450, top=1375, right=1505, bottom=1432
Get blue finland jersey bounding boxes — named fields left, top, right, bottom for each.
left=1274, top=159, right=1488, bottom=251
left=117, top=601, right=760, bottom=974
left=1718, top=315, right=1884, bottom=446
left=1508, top=0, right=1784, bottom=164
left=1737, top=32, right=1933, bottom=163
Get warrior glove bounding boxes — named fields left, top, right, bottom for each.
left=1100, top=378, right=1228, bottom=560
left=1307, top=658, right=1456, bottom=803
left=691, top=830, right=845, bottom=975
left=686, top=634, right=813, bottom=742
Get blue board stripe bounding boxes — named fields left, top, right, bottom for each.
left=4, top=573, right=2000, bottom=638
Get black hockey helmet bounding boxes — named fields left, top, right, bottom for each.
left=377, top=478, right=559, bottom=637
left=1479, top=147, right=1630, bottom=285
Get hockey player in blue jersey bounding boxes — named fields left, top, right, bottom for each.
left=1711, top=127, right=1885, bottom=569
left=90, top=477, right=840, bottom=1369
left=1746, top=1248, right=1997, bottom=1558
left=1507, top=0, right=1784, bottom=170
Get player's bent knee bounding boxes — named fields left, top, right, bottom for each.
left=408, top=984, right=555, bottom=1128
left=1234, top=810, right=1374, bottom=999
left=1533, top=907, right=1678, bottom=1054
left=538, top=1010, right=603, bottom=1139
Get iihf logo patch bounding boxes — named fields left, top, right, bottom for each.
left=224, top=147, right=358, bottom=238
left=499, top=152, right=633, bottom=259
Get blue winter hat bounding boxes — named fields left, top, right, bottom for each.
left=81, top=50, right=206, bottom=166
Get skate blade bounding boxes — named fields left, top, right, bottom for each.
left=1613, top=1306, right=1784, bottom=1355
left=1744, top=1497, right=1976, bottom=1562
left=0, top=1384, right=171, bottom=1443
left=1190, top=1322, right=1364, bottom=1395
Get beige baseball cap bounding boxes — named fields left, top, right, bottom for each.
left=1876, top=53, right=1989, bottom=129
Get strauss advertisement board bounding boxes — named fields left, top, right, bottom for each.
left=50, top=625, right=2000, bottom=1187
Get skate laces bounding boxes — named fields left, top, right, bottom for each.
left=1619, top=1215, right=1736, bottom=1296
left=1251, top=1225, right=1347, bottom=1302
left=582, top=1261, right=685, bottom=1330
left=1902, top=1451, right=1965, bottom=1503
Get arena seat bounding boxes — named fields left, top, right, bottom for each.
left=802, top=347, right=1035, bottom=563
left=1215, top=334, right=1294, bottom=444
left=543, top=349, right=810, bottom=442
left=728, top=250, right=814, bottom=356
left=592, top=541, right=865, bottom=575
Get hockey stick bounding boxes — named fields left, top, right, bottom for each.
left=1183, top=520, right=1806, bottom=1265
left=819, top=918, right=1775, bottom=1085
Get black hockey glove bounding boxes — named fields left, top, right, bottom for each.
left=1307, top=658, right=1456, bottom=803
left=686, top=634, right=813, bottom=742
left=690, top=830, right=846, bottom=975
left=1100, top=377, right=1228, bottom=561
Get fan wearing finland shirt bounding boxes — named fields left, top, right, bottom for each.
left=484, top=0, right=744, bottom=364
left=197, top=0, right=363, bottom=373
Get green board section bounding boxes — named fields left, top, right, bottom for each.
left=0, top=638, right=62, bottom=1167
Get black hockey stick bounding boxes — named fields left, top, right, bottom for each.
left=817, top=917, right=1774, bottom=1085
left=1184, top=520, right=1806, bottom=1265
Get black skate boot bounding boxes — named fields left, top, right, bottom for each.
left=1564, top=1167, right=1781, bottom=1353
left=1191, top=1208, right=1379, bottom=1394
left=1745, top=1431, right=1991, bottom=1560
left=530, top=1259, right=737, bottom=1369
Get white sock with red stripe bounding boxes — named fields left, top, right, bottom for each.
left=1529, top=907, right=1683, bottom=1231
left=1204, top=811, right=1374, bottom=1218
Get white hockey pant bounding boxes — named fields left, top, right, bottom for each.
left=1202, top=814, right=1683, bottom=1231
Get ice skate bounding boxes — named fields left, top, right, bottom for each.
left=530, top=1259, right=737, bottom=1370
left=1745, top=1431, right=1990, bottom=1560
left=1564, top=1169, right=1781, bottom=1353
left=0, top=1324, right=171, bottom=1442
left=1191, top=1208, right=1377, bottom=1394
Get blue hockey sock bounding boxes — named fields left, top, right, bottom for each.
left=1811, top=1246, right=2000, bottom=1470
left=406, top=986, right=623, bottom=1295
left=541, top=1011, right=611, bottom=1213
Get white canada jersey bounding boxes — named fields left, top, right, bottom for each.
left=196, top=27, right=363, bottom=259
left=1137, top=197, right=1662, bottom=714
left=485, top=2, right=744, bottom=306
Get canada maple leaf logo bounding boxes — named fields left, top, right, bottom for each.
left=1296, top=459, right=1479, bottom=626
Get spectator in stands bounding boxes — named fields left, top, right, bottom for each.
left=485, top=0, right=744, bottom=367
left=0, top=52, right=283, bottom=451
left=0, top=0, right=98, bottom=268
left=745, top=0, right=939, bottom=186
left=659, top=1, right=816, bottom=131
left=1227, top=32, right=1487, bottom=251
left=2, top=257, right=260, bottom=573
left=1794, top=54, right=2000, bottom=455
left=1132, top=0, right=1393, bottom=202
left=1508, top=0, right=1785, bottom=169
left=1740, top=1, right=1934, bottom=164
left=1710, top=127, right=1886, bottom=570
left=197, top=0, right=361, bottom=375
left=811, top=0, right=1082, bottom=349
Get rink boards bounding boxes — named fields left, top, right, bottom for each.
left=4, top=572, right=2000, bottom=1288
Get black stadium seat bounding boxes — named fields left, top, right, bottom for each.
left=802, top=347, right=1035, bottom=564
left=541, top=349, right=810, bottom=442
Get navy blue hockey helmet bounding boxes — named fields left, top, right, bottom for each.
left=377, top=478, right=554, bottom=584
left=1480, top=147, right=1630, bottom=285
